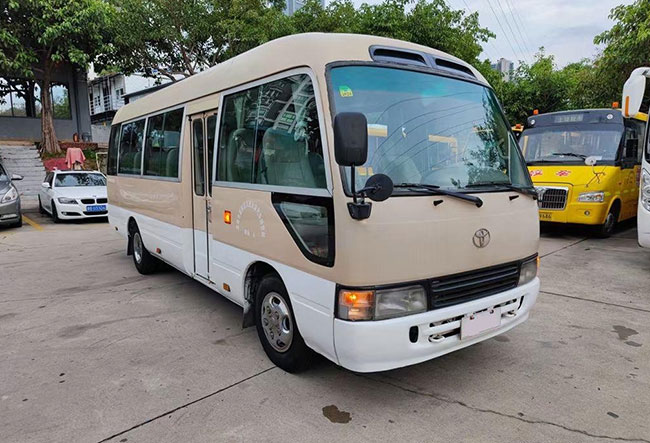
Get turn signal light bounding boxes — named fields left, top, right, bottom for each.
left=338, top=290, right=374, bottom=321
left=612, top=101, right=619, bottom=109
left=533, top=109, right=539, bottom=115
left=224, top=210, right=232, bottom=224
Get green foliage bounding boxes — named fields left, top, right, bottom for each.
left=0, top=0, right=115, bottom=75
left=101, top=0, right=292, bottom=80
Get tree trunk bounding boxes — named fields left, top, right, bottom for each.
left=41, top=63, right=60, bottom=154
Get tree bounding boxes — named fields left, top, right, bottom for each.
left=101, top=0, right=291, bottom=81
left=0, top=0, right=115, bottom=154
left=594, top=0, right=650, bottom=107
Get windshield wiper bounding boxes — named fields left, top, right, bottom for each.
left=466, top=181, right=538, bottom=198
left=551, top=152, right=586, bottom=159
left=394, top=183, right=483, bottom=207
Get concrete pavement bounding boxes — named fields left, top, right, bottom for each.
left=1, top=213, right=649, bottom=442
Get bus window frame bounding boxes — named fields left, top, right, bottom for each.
left=115, top=103, right=187, bottom=182
left=211, top=67, right=334, bottom=198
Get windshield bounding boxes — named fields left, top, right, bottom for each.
left=0, top=164, right=7, bottom=181
left=54, top=173, right=106, bottom=187
left=330, top=66, right=530, bottom=192
left=522, top=126, right=623, bottom=163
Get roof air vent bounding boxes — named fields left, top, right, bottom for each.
left=370, top=47, right=428, bottom=67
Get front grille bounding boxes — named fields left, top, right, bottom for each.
left=537, top=187, right=568, bottom=210
left=430, top=262, right=520, bottom=309
left=83, top=210, right=108, bottom=215
left=81, top=198, right=95, bottom=204
left=96, top=198, right=107, bottom=204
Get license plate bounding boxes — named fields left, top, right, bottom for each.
left=461, top=307, right=501, bottom=339
left=86, top=205, right=106, bottom=212
left=539, top=211, right=552, bottom=220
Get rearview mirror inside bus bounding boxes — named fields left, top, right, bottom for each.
left=334, top=112, right=368, bottom=166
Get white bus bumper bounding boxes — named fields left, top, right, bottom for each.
left=333, top=278, right=540, bottom=373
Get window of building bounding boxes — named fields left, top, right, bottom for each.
left=0, top=77, right=69, bottom=119
left=118, top=119, right=145, bottom=174
left=216, top=73, right=326, bottom=190
left=143, top=108, right=183, bottom=178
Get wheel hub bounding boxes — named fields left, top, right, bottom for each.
left=261, top=292, right=293, bottom=353
left=133, top=233, right=143, bottom=264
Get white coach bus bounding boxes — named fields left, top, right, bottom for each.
left=622, top=68, right=650, bottom=247
left=107, top=33, right=540, bottom=373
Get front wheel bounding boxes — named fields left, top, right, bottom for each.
left=255, top=275, right=313, bottom=373
left=51, top=201, right=60, bottom=223
left=594, top=205, right=619, bottom=238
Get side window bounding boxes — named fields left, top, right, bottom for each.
left=107, top=125, right=120, bottom=175
left=623, top=122, right=640, bottom=162
left=217, top=74, right=326, bottom=189
left=118, top=119, right=145, bottom=174
left=143, top=108, right=183, bottom=178
left=206, top=115, right=217, bottom=194
left=192, top=119, right=205, bottom=196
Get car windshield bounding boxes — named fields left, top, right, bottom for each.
left=522, top=126, right=623, bottom=163
left=329, top=66, right=530, bottom=192
left=0, top=164, right=7, bottom=181
left=54, top=173, right=106, bottom=187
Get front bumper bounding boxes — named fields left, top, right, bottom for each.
left=0, top=198, right=21, bottom=226
left=56, top=201, right=108, bottom=219
left=333, top=278, right=540, bottom=373
left=538, top=201, right=609, bottom=225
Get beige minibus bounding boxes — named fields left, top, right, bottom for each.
left=107, top=33, right=540, bottom=373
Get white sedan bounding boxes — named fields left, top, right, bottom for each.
left=38, top=171, right=108, bottom=222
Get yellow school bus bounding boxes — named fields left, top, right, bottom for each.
left=521, top=108, right=647, bottom=236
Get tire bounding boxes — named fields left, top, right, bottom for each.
left=254, top=274, right=313, bottom=373
left=594, top=204, right=619, bottom=238
left=131, top=228, right=159, bottom=274
left=51, top=201, right=60, bottom=223
left=13, top=216, right=22, bottom=228
left=38, top=196, right=45, bottom=214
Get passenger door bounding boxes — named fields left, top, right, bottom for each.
left=190, top=111, right=218, bottom=279
left=621, top=122, right=642, bottom=219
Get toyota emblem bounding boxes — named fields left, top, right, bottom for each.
left=473, top=228, right=491, bottom=248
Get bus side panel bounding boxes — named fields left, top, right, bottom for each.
left=108, top=176, right=193, bottom=274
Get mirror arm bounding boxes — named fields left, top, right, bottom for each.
left=347, top=165, right=372, bottom=220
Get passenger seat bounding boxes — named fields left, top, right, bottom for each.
left=262, top=129, right=316, bottom=188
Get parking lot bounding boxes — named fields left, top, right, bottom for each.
left=1, top=209, right=649, bottom=443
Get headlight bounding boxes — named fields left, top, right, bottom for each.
left=518, top=256, right=539, bottom=286
left=338, top=285, right=427, bottom=321
left=58, top=197, right=77, bottom=204
left=1, top=186, right=18, bottom=203
left=642, top=169, right=650, bottom=211
left=578, top=191, right=605, bottom=202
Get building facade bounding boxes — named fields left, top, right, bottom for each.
left=491, top=58, right=515, bottom=82
left=284, top=0, right=323, bottom=15
left=0, top=64, right=92, bottom=142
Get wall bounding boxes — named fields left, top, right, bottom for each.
left=0, top=64, right=92, bottom=142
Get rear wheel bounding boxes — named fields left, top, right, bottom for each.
left=594, top=204, right=619, bottom=238
left=131, top=228, right=159, bottom=274
left=254, top=274, right=313, bottom=373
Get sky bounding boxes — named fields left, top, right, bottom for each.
left=350, top=0, right=634, bottom=67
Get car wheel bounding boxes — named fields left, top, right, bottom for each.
left=255, top=274, right=313, bottom=373
left=38, top=196, right=45, bottom=214
left=594, top=205, right=619, bottom=238
left=131, top=228, right=159, bottom=274
left=13, top=216, right=22, bottom=228
left=51, top=201, right=60, bottom=223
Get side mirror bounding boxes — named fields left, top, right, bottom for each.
left=334, top=112, right=368, bottom=167
left=41, top=182, right=50, bottom=189
left=622, top=68, right=647, bottom=117
left=11, top=174, right=23, bottom=181
left=360, top=174, right=394, bottom=202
